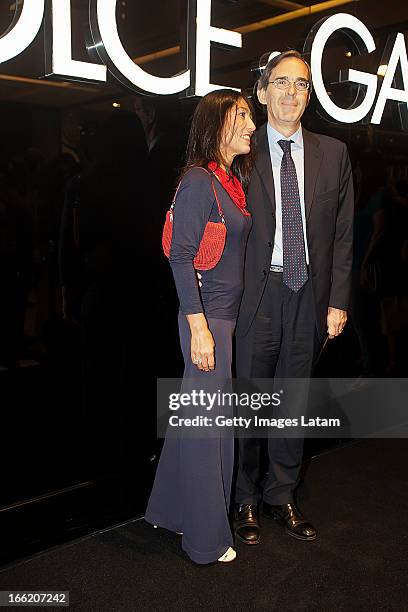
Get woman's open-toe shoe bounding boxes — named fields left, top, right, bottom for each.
left=217, top=547, right=236, bottom=563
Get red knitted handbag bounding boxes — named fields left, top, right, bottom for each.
left=162, top=169, right=226, bottom=271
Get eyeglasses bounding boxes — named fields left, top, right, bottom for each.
left=268, top=78, right=310, bottom=92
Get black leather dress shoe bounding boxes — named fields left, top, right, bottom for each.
left=263, top=502, right=316, bottom=541
left=234, top=504, right=260, bottom=545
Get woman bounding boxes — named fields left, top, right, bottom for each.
left=145, top=89, right=255, bottom=564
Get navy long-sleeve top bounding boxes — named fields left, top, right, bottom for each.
left=169, top=167, right=252, bottom=320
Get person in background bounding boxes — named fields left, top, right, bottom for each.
left=377, top=177, right=408, bottom=375
left=0, top=165, right=34, bottom=368
left=350, top=152, right=387, bottom=378
left=133, top=96, right=185, bottom=377
left=60, top=112, right=149, bottom=478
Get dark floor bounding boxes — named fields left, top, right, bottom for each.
left=1, top=438, right=407, bottom=611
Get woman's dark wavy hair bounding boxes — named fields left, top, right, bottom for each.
left=181, top=89, right=255, bottom=190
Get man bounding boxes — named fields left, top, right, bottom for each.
left=235, top=50, right=354, bottom=544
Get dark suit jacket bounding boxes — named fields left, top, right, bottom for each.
left=236, top=123, right=354, bottom=341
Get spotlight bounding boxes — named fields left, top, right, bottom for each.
left=377, top=64, right=388, bottom=77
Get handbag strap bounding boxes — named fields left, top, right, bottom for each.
left=171, top=167, right=225, bottom=222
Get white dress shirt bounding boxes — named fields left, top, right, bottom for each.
left=267, top=123, right=309, bottom=267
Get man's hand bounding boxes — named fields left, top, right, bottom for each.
left=327, top=307, right=347, bottom=339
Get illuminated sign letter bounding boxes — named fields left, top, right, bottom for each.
left=306, top=13, right=377, bottom=123
left=89, top=0, right=190, bottom=95
left=193, top=0, right=242, bottom=96
left=47, top=0, right=106, bottom=82
left=0, top=0, right=45, bottom=64
left=371, top=33, right=408, bottom=126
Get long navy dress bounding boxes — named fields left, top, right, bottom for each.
left=145, top=167, right=251, bottom=564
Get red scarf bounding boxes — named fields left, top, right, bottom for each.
left=208, top=161, right=250, bottom=217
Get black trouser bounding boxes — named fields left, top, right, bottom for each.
left=236, top=271, right=318, bottom=505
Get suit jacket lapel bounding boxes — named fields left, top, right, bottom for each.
left=254, top=123, right=276, bottom=233
left=303, top=127, right=323, bottom=220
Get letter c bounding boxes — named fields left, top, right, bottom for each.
left=89, top=0, right=190, bottom=95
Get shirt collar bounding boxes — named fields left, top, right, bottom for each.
left=267, top=123, right=303, bottom=150
left=148, top=133, right=160, bottom=153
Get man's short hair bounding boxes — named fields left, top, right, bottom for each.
left=257, top=50, right=312, bottom=92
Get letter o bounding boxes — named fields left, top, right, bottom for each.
left=0, top=0, right=45, bottom=64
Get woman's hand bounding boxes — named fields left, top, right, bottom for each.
left=186, top=313, right=215, bottom=372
